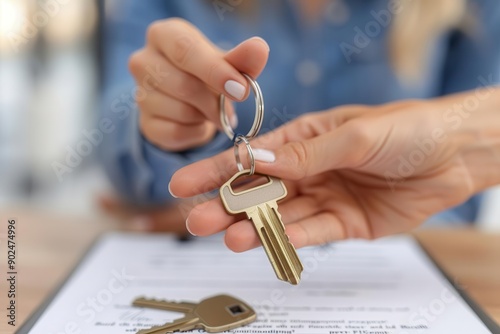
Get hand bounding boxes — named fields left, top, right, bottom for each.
left=128, top=18, right=269, bottom=151
left=169, top=99, right=479, bottom=251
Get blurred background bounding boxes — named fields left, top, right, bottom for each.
left=0, top=0, right=104, bottom=216
left=0, top=0, right=499, bottom=229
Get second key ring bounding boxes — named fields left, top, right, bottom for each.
left=234, top=135, right=256, bottom=175
left=220, top=73, right=264, bottom=140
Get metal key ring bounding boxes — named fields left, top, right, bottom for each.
left=220, top=73, right=264, bottom=140
left=233, top=135, right=256, bottom=175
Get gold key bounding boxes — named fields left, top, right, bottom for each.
left=220, top=170, right=303, bottom=285
left=132, top=294, right=256, bottom=333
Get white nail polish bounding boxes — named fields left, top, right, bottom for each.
left=254, top=148, right=275, bottom=163
left=224, top=80, right=245, bottom=100
left=230, top=114, right=238, bottom=129
left=185, top=218, right=197, bottom=236
left=168, top=182, right=178, bottom=198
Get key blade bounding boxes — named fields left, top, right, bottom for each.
left=133, top=297, right=196, bottom=313
left=220, top=170, right=287, bottom=214
left=136, top=314, right=200, bottom=334
left=250, top=203, right=303, bottom=285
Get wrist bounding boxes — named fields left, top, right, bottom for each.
left=436, top=87, right=500, bottom=193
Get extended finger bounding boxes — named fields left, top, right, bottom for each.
left=170, top=111, right=339, bottom=197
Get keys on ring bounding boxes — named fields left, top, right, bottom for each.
left=219, top=73, right=263, bottom=175
left=220, top=73, right=264, bottom=143
left=233, top=135, right=256, bottom=175
left=218, top=74, right=304, bottom=285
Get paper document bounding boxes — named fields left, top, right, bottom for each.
left=21, top=233, right=497, bottom=333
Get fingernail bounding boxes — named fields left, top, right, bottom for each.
left=251, top=36, right=270, bottom=52
left=230, top=114, right=238, bottom=129
left=168, top=182, right=178, bottom=198
left=224, top=80, right=246, bottom=100
left=130, top=216, right=152, bottom=232
left=185, top=217, right=197, bottom=236
left=254, top=148, right=275, bottom=163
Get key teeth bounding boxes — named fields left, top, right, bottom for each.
left=265, top=204, right=304, bottom=285
left=220, top=172, right=304, bottom=285
left=135, top=297, right=164, bottom=302
left=132, top=297, right=146, bottom=306
left=133, top=296, right=157, bottom=302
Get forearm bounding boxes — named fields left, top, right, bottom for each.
left=436, top=86, right=500, bottom=193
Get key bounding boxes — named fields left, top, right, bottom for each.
left=220, top=170, right=304, bottom=285
left=132, top=294, right=256, bottom=333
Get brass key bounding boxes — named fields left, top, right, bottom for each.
left=220, top=170, right=303, bottom=285
left=133, top=294, right=256, bottom=333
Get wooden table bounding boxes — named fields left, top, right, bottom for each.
left=0, top=210, right=499, bottom=333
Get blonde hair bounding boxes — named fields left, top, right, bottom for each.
left=390, top=0, right=468, bottom=83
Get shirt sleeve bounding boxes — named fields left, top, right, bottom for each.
left=99, top=1, right=231, bottom=205
left=440, top=0, right=500, bottom=94
left=431, top=0, right=500, bottom=223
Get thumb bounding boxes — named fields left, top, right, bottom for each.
left=254, top=123, right=368, bottom=180
left=224, top=37, right=269, bottom=96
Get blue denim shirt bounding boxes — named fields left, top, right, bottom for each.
left=101, top=0, right=500, bottom=224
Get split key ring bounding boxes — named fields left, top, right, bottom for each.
left=219, top=73, right=264, bottom=141
left=219, top=73, right=264, bottom=175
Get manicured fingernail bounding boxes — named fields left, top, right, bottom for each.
left=251, top=36, right=270, bottom=52
left=224, top=80, right=245, bottom=100
left=168, top=182, right=178, bottom=198
left=185, top=217, right=197, bottom=236
left=230, top=114, right=238, bottom=129
left=254, top=148, right=275, bottom=163
left=130, top=216, right=152, bottom=231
